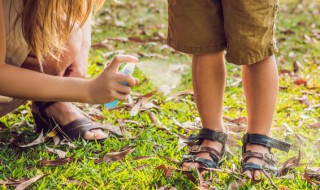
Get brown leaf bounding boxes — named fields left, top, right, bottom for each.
left=157, top=154, right=180, bottom=164
left=315, top=139, right=320, bottom=151
left=15, top=174, right=44, bottom=190
left=294, top=95, right=310, bottom=107
left=175, top=133, right=188, bottom=151
left=294, top=78, right=307, bottom=85
left=133, top=164, right=150, bottom=171
left=39, top=157, right=74, bottom=166
left=156, top=165, right=175, bottom=178
left=130, top=99, right=143, bottom=116
left=228, top=179, right=248, bottom=190
left=304, top=166, right=320, bottom=185
left=135, top=90, right=157, bottom=99
left=46, top=147, right=67, bottom=158
left=147, top=111, right=172, bottom=133
left=171, top=89, right=194, bottom=97
left=195, top=167, right=209, bottom=190
left=132, top=156, right=155, bottom=161
left=278, top=150, right=301, bottom=176
left=293, top=61, right=302, bottom=73
left=60, top=139, right=76, bottom=148
left=307, top=122, right=320, bottom=129
left=94, top=146, right=135, bottom=164
left=102, top=123, right=124, bottom=137
left=18, top=131, right=46, bottom=147
left=172, top=118, right=201, bottom=132
left=230, top=117, right=248, bottom=125
left=117, top=119, right=132, bottom=139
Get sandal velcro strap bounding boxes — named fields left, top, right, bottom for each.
left=242, top=134, right=290, bottom=152
left=182, top=155, right=218, bottom=168
left=242, top=151, right=277, bottom=165
left=187, top=145, right=221, bottom=159
left=187, top=128, right=228, bottom=145
left=242, top=162, right=279, bottom=174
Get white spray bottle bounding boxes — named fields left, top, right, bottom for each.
left=104, top=62, right=135, bottom=109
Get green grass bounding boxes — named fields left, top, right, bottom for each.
left=1, top=0, right=320, bottom=189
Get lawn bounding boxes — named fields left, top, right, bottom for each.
left=1, top=0, right=320, bottom=189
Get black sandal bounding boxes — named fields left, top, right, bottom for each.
left=241, top=133, right=290, bottom=180
left=32, top=101, right=107, bottom=141
left=181, top=128, right=228, bottom=169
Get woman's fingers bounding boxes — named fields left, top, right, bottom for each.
left=113, top=82, right=132, bottom=95
left=107, top=54, right=138, bottom=72
left=114, top=73, right=136, bottom=87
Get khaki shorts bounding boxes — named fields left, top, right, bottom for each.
left=168, top=0, right=279, bottom=65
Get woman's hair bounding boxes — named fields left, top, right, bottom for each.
left=15, top=0, right=104, bottom=66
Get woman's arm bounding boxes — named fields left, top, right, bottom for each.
left=0, top=0, right=137, bottom=104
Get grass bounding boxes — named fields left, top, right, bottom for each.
left=1, top=0, right=320, bottom=189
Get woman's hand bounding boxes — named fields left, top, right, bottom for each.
left=86, top=55, right=139, bottom=104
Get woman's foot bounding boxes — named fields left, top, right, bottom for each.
left=32, top=102, right=107, bottom=140
left=182, top=139, right=223, bottom=169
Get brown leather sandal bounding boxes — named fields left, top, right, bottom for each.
left=241, top=133, right=290, bottom=182
left=32, top=101, right=107, bottom=141
left=181, top=128, right=228, bottom=169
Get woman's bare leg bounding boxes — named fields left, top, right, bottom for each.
left=22, top=28, right=107, bottom=140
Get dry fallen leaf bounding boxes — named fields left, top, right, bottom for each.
left=46, top=147, right=67, bottom=158
left=278, top=150, right=301, bottom=176
left=15, top=174, right=45, bottom=190
left=18, top=131, right=46, bottom=148
left=157, top=154, right=180, bottom=164
left=294, top=78, right=307, bottom=85
left=102, top=123, right=124, bottom=137
left=304, top=166, right=320, bottom=185
left=307, top=122, right=320, bottom=129
left=147, top=111, right=172, bottom=133
left=175, top=133, right=188, bottom=151
left=94, top=146, right=135, bottom=164
left=293, top=61, right=302, bottom=73
left=39, top=157, right=74, bottom=166
left=230, top=117, right=248, bottom=125
left=132, top=156, right=155, bottom=161
left=156, top=165, right=175, bottom=178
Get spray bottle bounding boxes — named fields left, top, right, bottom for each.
left=104, top=62, right=136, bottom=109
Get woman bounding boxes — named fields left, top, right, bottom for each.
left=0, top=0, right=139, bottom=141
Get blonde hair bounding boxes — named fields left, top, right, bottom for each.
left=15, top=0, right=104, bottom=65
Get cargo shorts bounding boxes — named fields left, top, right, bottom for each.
left=167, top=0, right=279, bottom=65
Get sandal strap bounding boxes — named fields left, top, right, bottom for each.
left=34, top=101, right=56, bottom=110
left=182, top=155, right=218, bottom=168
left=187, top=128, right=228, bottom=145
left=242, top=151, right=277, bottom=165
left=34, top=101, right=57, bottom=121
left=58, top=117, right=104, bottom=140
left=242, top=133, right=290, bottom=152
left=187, top=145, right=221, bottom=159
left=242, top=162, right=279, bottom=175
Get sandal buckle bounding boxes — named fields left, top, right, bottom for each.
left=189, top=145, right=202, bottom=153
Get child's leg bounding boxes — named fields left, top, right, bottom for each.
left=242, top=55, right=279, bottom=179
left=182, top=51, right=226, bottom=169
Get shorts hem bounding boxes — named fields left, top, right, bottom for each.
left=226, top=44, right=278, bottom=65
left=167, top=38, right=227, bottom=55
